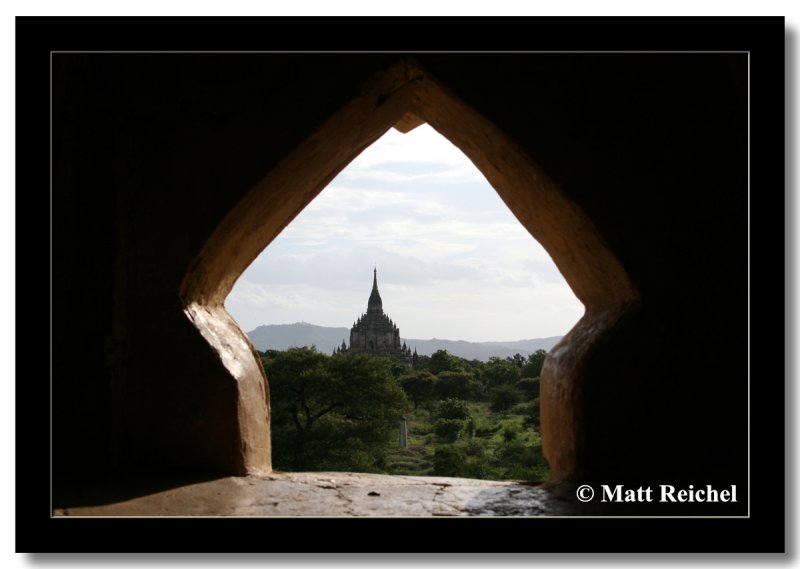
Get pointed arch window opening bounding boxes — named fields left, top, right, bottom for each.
left=217, top=116, right=582, bottom=480
left=225, top=121, right=584, bottom=349
left=180, top=61, right=640, bottom=482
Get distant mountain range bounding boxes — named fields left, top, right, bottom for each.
left=246, top=322, right=563, bottom=362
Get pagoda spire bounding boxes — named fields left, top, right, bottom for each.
left=367, top=266, right=383, bottom=314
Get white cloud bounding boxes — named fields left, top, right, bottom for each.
left=338, top=163, right=485, bottom=186
left=226, top=124, right=584, bottom=341
left=345, top=125, right=478, bottom=170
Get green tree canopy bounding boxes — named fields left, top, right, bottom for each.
left=427, top=349, right=466, bottom=375
left=263, top=347, right=410, bottom=472
left=488, top=384, right=522, bottom=412
left=508, top=353, right=526, bottom=367
left=522, top=349, right=548, bottom=378
left=481, top=357, right=522, bottom=386
left=435, top=398, right=472, bottom=421
left=435, top=370, right=482, bottom=401
left=515, top=377, right=541, bottom=401
left=398, top=370, right=437, bottom=410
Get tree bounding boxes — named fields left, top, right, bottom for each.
left=263, top=347, right=332, bottom=431
left=480, top=357, right=522, bottom=387
left=412, top=353, right=430, bottom=371
left=435, top=398, right=472, bottom=421
left=508, top=353, right=526, bottom=367
left=435, top=370, right=482, bottom=401
left=515, top=377, right=541, bottom=401
left=434, top=419, right=466, bottom=443
left=428, top=349, right=466, bottom=375
left=488, top=384, right=522, bottom=412
left=264, top=347, right=410, bottom=471
left=387, top=357, right=410, bottom=380
left=398, top=371, right=436, bottom=410
left=522, top=349, right=547, bottom=379
left=431, top=398, right=474, bottom=443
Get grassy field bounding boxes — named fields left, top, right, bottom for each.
left=383, top=400, right=548, bottom=482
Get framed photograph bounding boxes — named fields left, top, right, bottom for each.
left=23, top=15, right=784, bottom=553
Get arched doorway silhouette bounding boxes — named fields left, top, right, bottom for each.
left=180, top=60, right=640, bottom=482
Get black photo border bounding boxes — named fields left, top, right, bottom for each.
left=20, top=15, right=787, bottom=554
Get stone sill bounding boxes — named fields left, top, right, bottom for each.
left=54, top=471, right=578, bottom=517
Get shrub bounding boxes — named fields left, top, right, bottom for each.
left=434, top=418, right=466, bottom=442
left=520, top=398, right=541, bottom=430
left=489, top=384, right=522, bottom=412
left=515, top=377, right=540, bottom=401
left=433, top=444, right=466, bottom=476
left=436, top=398, right=472, bottom=421
left=435, top=371, right=483, bottom=400
left=493, top=440, right=550, bottom=481
left=433, top=441, right=496, bottom=479
left=501, top=423, right=520, bottom=442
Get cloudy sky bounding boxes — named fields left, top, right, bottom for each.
left=225, top=124, right=584, bottom=342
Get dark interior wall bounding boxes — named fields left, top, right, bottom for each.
left=52, top=55, right=117, bottom=480
left=52, top=53, right=748, bottom=489
left=420, top=54, right=747, bottom=484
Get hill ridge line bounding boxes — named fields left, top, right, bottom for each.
left=247, top=323, right=562, bottom=361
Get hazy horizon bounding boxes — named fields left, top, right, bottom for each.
left=225, top=124, right=584, bottom=343
left=245, top=320, right=565, bottom=343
